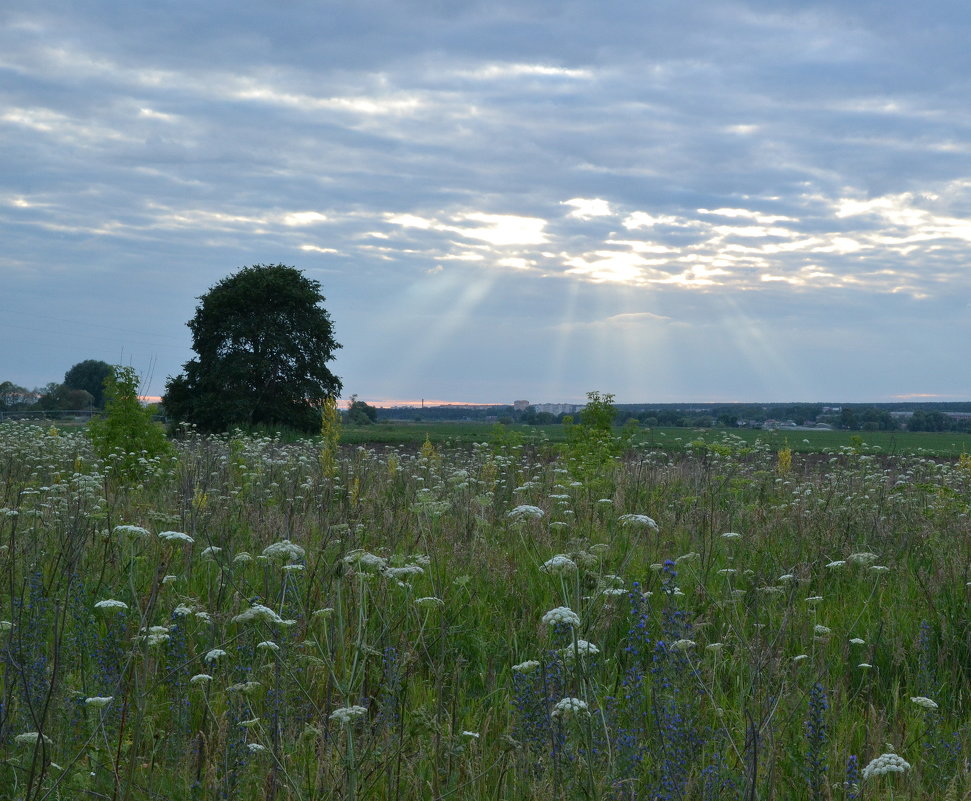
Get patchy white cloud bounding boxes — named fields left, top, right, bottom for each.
left=4, top=0, right=971, bottom=401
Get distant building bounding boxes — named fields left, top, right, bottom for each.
left=512, top=400, right=530, bottom=411
left=534, top=403, right=580, bottom=415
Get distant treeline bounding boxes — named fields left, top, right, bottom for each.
left=378, top=401, right=971, bottom=432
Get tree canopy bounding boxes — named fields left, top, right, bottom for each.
left=163, top=264, right=341, bottom=433
left=64, top=359, right=112, bottom=407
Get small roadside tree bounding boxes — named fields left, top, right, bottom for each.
left=89, top=366, right=171, bottom=477
left=163, top=264, right=342, bottom=433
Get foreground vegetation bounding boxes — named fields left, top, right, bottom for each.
left=1, top=421, right=969, bottom=800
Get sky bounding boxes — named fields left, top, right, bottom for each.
left=2, top=0, right=971, bottom=405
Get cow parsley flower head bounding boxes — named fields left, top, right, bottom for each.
left=84, top=696, right=113, bottom=708
left=862, top=752, right=910, bottom=779
left=551, top=697, right=589, bottom=718
left=15, top=732, right=53, bottom=746
left=247, top=742, right=266, bottom=753
left=257, top=640, right=280, bottom=652
left=542, top=606, right=580, bottom=627
left=813, top=624, right=832, bottom=637
left=512, top=659, right=541, bottom=673
left=508, top=505, right=545, bottom=520
left=561, top=640, right=600, bottom=662
left=415, top=596, right=444, bottom=608
left=721, top=532, right=742, bottom=540
left=670, top=639, right=696, bottom=652
left=232, top=604, right=293, bottom=625
left=159, top=530, right=194, bottom=544
left=343, top=549, right=387, bottom=572
left=330, top=705, right=368, bottom=725
left=190, top=673, right=213, bottom=684
left=825, top=560, right=846, bottom=569
left=541, top=555, right=577, bottom=574
left=262, top=539, right=305, bottom=561
left=94, top=599, right=128, bottom=611
left=848, top=552, right=879, bottom=565
left=204, top=648, right=227, bottom=663
left=114, top=525, right=150, bottom=537
left=911, top=696, right=938, bottom=710
left=618, top=513, right=659, bottom=531
left=173, top=603, right=193, bottom=617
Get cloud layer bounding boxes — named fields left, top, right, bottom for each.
left=2, top=1, right=970, bottom=402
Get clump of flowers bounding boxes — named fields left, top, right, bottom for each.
left=542, top=607, right=580, bottom=627
left=512, top=659, right=540, bottom=673
left=330, top=705, right=368, bottom=725
left=343, top=549, right=387, bottom=572
left=262, top=539, right=305, bottom=561
left=618, top=513, right=658, bottom=531
left=541, top=555, right=578, bottom=574
left=94, top=599, right=128, bottom=611
left=561, top=640, right=600, bottom=662
left=551, top=697, right=589, bottom=718
left=158, top=530, right=194, bottom=544
left=232, top=604, right=295, bottom=625
left=861, top=752, right=910, bottom=779
left=508, top=505, right=545, bottom=520
left=910, top=696, right=938, bottom=710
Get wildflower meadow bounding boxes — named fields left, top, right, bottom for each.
left=0, top=420, right=969, bottom=800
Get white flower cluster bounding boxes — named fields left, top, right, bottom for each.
left=262, top=539, right=305, bottom=561
left=512, top=659, right=540, bottom=673
left=669, top=639, right=696, bottom=652
left=15, top=732, right=53, bottom=746
left=561, top=640, right=599, bottom=662
left=84, top=696, right=113, bottom=708
left=94, top=599, right=128, bottom=611
left=508, top=505, right=545, bottom=520
left=158, top=530, right=194, bottom=544
left=862, top=752, right=911, bottom=779
left=542, top=607, right=580, bottom=627
left=232, top=604, right=296, bottom=626
left=721, top=531, right=742, bottom=540
left=113, top=525, right=149, bottom=537
left=910, top=696, right=938, bottom=710
left=204, top=649, right=228, bottom=663
left=848, top=552, right=879, bottom=565
left=541, top=555, right=577, bottom=574
left=343, top=549, right=387, bottom=572
left=329, top=705, right=368, bottom=725
left=618, top=514, right=658, bottom=531
left=551, top=697, right=589, bottom=718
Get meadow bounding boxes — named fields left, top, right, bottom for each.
left=341, top=421, right=971, bottom=458
left=0, top=421, right=969, bottom=800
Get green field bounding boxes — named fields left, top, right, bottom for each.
left=1, top=420, right=969, bottom=799
left=341, top=420, right=971, bottom=457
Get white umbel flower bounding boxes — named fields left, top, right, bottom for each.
left=159, top=530, right=194, bottom=544
left=561, top=640, right=600, bottom=662
left=94, top=599, right=128, bottom=611
left=512, top=660, right=540, bottom=673
left=262, top=539, right=305, bottom=561
left=910, top=696, right=938, bottom=710
left=862, top=752, right=911, bottom=779
left=329, top=705, right=367, bottom=725
left=84, top=696, right=113, bottom=708
left=508, top=505, right=545, bottom=520
left=542, top=607, right=580, bottom=627
left=618, top=514, right=658, bottom=531
left=551, top=697, right=589, bottom=718
left=541, top=555, right=578, bottom=574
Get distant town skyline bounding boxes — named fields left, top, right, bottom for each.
left=3, top=1, right=971, bottom=403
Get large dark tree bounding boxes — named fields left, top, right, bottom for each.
left=163, top=264, right=341, bottom=433
left=63, top=359, right=112, bottom=407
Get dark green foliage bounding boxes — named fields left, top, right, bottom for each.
left=347, top=395, right=378, bottom=425
left=63, top=359, right=112, bottom=408
left=89, top=365, right=172, bottom=476
left=163, top=264, right=341, bottom=433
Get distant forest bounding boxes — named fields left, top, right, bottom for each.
left=377, top=401, right=971, bottom=432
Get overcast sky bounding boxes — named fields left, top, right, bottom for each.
left=3, top=1, right=971, bottom=405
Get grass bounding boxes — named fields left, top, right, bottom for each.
left=342, top=420, right=971, bottom=458
left=0, top=421, right=969, bottom=799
